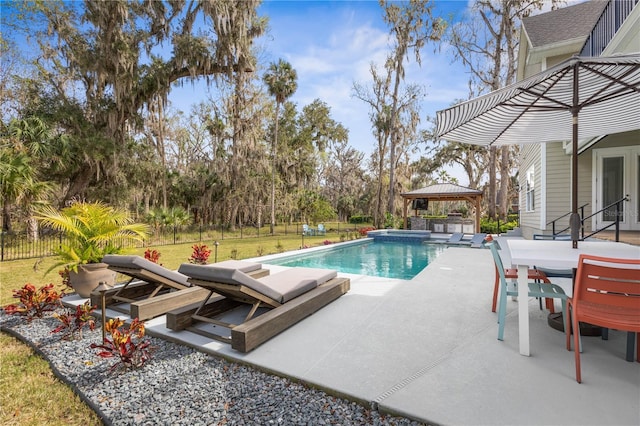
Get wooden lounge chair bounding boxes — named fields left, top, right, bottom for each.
left=92, top=256, right=266, bottom=320
left=169, top=264, right=350, bottom=352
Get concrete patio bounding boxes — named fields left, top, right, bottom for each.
left=71, top=240, right=640, bottom=425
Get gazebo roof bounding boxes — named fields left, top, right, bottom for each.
left=401, top=183, right=483, bottom=199
left=400, top=183, right=483, bottom=232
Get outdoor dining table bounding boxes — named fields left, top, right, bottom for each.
left=506, top=239, right=640, bottom=357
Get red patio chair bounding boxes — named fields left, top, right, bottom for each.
left=566, top=254, right=640, bottom=383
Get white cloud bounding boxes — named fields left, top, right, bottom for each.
left=291, top=55, right=337, bottom=75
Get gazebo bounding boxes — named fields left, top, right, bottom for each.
left=401, top=183, right=483, bottom=232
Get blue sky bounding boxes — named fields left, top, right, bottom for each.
left=170, top=0, right=473, bottom=176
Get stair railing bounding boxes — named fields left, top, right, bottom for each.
left=546, top=203, right=588, bottom=237
left=580, top=196, right=629, bottom=242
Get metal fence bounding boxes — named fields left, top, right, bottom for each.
left=0, top=222, right=362, bottom=262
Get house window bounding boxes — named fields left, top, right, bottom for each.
left=525, top=167, right=535, bottom=212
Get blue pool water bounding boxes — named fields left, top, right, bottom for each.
left=265, top=240, right=447, bottom=280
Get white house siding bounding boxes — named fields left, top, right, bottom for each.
left=544, top=142, right=573, bottom=234
left=591, top=130, right=640, bottom=151
left=545, top=53, right=574, bottom=68
left=523, top=61, right=542, bottom=79
left=518, top=144, right=541, bottom=239
left=577, top=146, right=593, bottom=234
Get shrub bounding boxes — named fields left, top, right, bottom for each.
left=51, top=302, right=96, bottom=340
left=275, top=240, right=284, bottom=253
left=35, top=201, right=149, bottom=274
left=383, top=213, right=396, bottom=229
left=256, top=245, right=264, bottom=256
left=4, top=283, right=62, bottom=321
left=90, top=318, right=152, bottom=371
left=480, top=217, right=519, bottom=234
left=188, top=243, right=211, bottom=264
left=349, top=215, right=372, bottom=224
left=358, top=226, right=376, bottom=237
left=144, top=248, right=162, bottom=265
left=323, top=240, right=332, bottom=245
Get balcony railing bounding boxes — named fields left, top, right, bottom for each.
left=580, top=0, right=638, bottom=57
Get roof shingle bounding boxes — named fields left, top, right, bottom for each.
left=523, top=1, right=607, bottom=47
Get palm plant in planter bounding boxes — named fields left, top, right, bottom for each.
left=36, top=201, right=150, bottom=297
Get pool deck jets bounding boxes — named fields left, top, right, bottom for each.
left=66, top=238, right=640, bottom=425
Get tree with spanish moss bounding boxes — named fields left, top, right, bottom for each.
left=4, top=0, right=265, bottom=205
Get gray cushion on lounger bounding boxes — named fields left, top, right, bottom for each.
left=178, top=260, right=261, bottom=280
left=179, top=264, right=336, bottom=303
left=260, top=268, right=337, bottom=302
left=201, top=259, right=262, bottom=273
left=179, top=264, right=282, bottom=301
left=102, top=255, right=190, bottom=286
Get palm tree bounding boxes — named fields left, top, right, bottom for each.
left=1, top=117, right=58, bottom=233
left=263, top=59, right=298, bottom=235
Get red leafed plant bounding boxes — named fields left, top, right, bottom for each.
left=3, top=283, right=62, bottom=321
left=188, top=243, right=211, bottom=265
left=323, top=240, right=332, bottom=245
left=144, top=248, right=162, bottom=265
left=358, top=226, right=376, bottom=236
left=51, top=302, right=96, bottom=340
left=90, top=318, right=152, bottom=371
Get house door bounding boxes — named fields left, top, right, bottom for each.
left=593, top=147, right=640, bottom=231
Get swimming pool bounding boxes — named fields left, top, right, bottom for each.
left=264, top=240, right=447, bottom=280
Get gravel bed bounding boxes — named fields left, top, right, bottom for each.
left=1, top=310, right=425, bottom=425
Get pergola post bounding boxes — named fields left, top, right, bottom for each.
left=403, top=198, right=410, bottom=229
left=475, top=195, right=481, bottom=234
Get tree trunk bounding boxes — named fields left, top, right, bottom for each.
left=27, top=217, right=38, bottom=241
left=387, top=63, right=403, bottom=217
left=271, top=102, right=280, bottom=235
left=229, top=204, right=239, bottom=232
left=2, top=201, right=12, bottom=233
left=62, top=166, right=94, bottom=207
left=376, top=153, right=385, bottom=228
left=487, top=146, right=496, bottom=219
left=498, top=145, right=510, bottom=219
